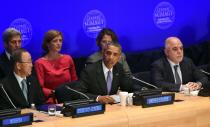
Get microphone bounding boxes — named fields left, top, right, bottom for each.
left=62, top=85, right=94, bottom=108
left=0, top=84, right=16, bottom=109
left=131, top=75, right=158, bottom=89
left=200, top=69, right=210, bottom=76
left=64, top=85, right=93, bottom=102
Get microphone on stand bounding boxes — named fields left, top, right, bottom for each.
left=65, top=85, right=90, bottom=100
left=200, top=69, right=210, bottom=76
left=130, top=76, right=162, bottom=106
left=0, top=84, right=16, bottom=109
left=64, top=85, right=94, bottom=105
left=131, top=75, right=158, bottom=89
left=61, top=84, right=97, bottom=116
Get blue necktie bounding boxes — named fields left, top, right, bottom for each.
left=107, top=70, right=112, bottom=94
left=174, top=65, right=181, bottom=85
left=21, top=79, right=28, bottom=102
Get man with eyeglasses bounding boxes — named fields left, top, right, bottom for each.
left=0, top=28, right=22, bottom=79
left=79, top=42, right=137, bottom=104
left=0, top=48, right=45, bottom=109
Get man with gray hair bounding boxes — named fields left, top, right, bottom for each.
left=0, top=48, right=45, bottom=109
left=0, top=28, right=22, bottom=79
left=151, top=37, right=208, bottom=92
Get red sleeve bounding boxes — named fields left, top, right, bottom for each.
left=68, top=56, right=78, bottom=81
left=34, top=60, right=52, bottom=98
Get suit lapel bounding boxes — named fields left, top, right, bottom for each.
left=10, top=74, right=28, bottom=105
left=164, top=58, right=176, bottom=83
left=179, top=59, right=187, bottom=83
left=0, top=53, right=12, bottom=73
left=111, top=65, right=119, bottom=94
left=26, top=77, right=32, bottom=104
left=96, top=61, right=108, bottom=94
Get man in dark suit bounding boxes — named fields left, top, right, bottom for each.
left=80, top=42, right=135, bottom=104
left=0, top=28, right=22, bottom=79
left=151, top=37, right=208, bottom=92
left=0, top=48, right=45, bottom=109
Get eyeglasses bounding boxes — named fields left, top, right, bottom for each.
left=18, top=61, right=32, bottom=63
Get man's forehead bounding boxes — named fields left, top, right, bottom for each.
left=168, top=40, right=182, bottom=48
left=107, top=45, right=120, bottom=51
left=22, top=52, right=31, bottom=58
left=11, top=35, right=21, bottom=39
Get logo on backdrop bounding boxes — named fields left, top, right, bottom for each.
left=153, top=2, right=175, bottom=29
left=10, top=18, right=32, bottom=47
left=83, top=9, right=106, bottom=38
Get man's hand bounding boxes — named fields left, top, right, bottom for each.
left=186, top=82, right=201, bottom=90
left=98, top=95, right=115, bottom=104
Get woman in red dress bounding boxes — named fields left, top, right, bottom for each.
left=34, top=30, right=78, bottom=103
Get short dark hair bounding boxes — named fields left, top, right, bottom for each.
left=42, top=30, right=63, bottom=53
left=96, top=28, right=118, bottom=49
left=10, top=48, right=28, bottom=68
left=2, top=28, right=21, bottom=44
left=105, top=42, right=122, bottom=54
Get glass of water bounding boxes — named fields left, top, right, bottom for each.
left=48, top=105, right=56, bottom=116
left=183, top=87, right=191, bottom=96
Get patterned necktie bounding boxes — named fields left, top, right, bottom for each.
left=21, top=79, right=28, bottom=102
left=174, top=65, right=181, bottom=85
left=107, top=70, right=112, bottom=94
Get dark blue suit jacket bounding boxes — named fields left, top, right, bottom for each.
left=151, top=57, right=208, bottom=92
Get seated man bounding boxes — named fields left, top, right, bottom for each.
left=151, top=37, right=208, bottom=92
left=79, top=42, right=137, bottom=104
left=86, top=28, right=131, bottom=76
left=0, top=48, right=45, bottom=109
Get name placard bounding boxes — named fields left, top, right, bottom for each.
left=142, top=93, right=175, bottom=108
left=0, top=113, right=33, bottom=126
left=62, top=102, right=105, bottom=118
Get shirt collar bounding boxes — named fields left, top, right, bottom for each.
left=14, top=72, right=26, bottom=88
left=102, top=61, right=113, bottom=73
left=167, top=58, right=179, bottom=67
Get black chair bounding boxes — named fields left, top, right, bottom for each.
left=197, top=66, right=210, bottom=97
left=55, top=81, right=81, bottom=103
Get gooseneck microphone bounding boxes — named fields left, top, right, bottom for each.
left=63, top=85, right=94, bottom=107
left=65, top=85, right=90, bottom=100
left=131, top=76, right=158, bottom=89
left=200, top=69, right=210, bottom=76
left=0, top=84, right=16, bottom=108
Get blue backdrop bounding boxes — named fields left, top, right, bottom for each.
left=0, top=0, right=210, bottom=60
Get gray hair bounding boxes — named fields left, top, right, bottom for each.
left=2, top=28, right=21, bottom=44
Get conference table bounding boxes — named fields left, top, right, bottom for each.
left=24, top=93, right=210, bottom=127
